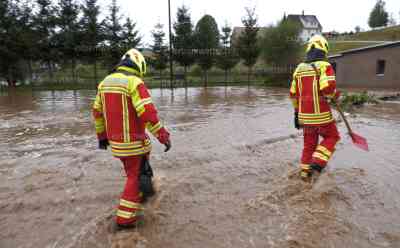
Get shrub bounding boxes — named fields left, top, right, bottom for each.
left=339, top=91, right=378, bottom=110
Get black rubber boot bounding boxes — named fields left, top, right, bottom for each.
left=109, top=219, right=144, bottom=233
left=300, top=165, right=313, bottom=182
left=310, top=164, right=324, bottom=173
left=310, top=164, right=324, bottom=182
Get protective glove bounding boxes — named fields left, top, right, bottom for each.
left=294, top=112, right=300, bottom=130
left=164, top=140, right=171, bottom=152
left=98, top=139, right=109, bottom=150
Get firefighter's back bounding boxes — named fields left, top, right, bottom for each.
left=97, top=72, right=151, bottom=157
left=294, top=61, right=335, bottom=126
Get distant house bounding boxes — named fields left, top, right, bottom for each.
left=329, top=41, right=400, bottom=89
left=285, top=12, right=322, bottom=42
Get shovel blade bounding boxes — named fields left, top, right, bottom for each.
left=350, top=132, right=369, bottom=151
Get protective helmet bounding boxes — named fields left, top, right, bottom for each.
left=120, top=48, right=147, bottom=77
left=306, top=35, right=329, bottom=54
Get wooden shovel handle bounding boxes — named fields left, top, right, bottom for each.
left=309, top=63, right=354, bottom=135
left=334, top=101, right=354, bottom=134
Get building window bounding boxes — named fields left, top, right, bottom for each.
left=376, top=60, right=386, bottom=76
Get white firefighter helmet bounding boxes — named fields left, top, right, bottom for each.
left=306, top=35, right=329, bottom=54
left=121, top=48, right=147, bottom=77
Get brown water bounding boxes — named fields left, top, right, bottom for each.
left=1, top=87, right=400, bottom=248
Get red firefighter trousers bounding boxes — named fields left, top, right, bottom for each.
left=116, top=156, right=145, bottom=225
left=301, top=122, right=340, bottom=168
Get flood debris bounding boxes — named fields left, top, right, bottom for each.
left=379, top=93, right=400, bottom=102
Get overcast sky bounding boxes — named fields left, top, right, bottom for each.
left=97, top=0, right=400, bottom=46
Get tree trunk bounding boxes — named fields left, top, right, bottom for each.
left=204, top=69, right=208, bottom=88
left=184, top=66, right=188, bottom=88
left=7, top=68, right=12, bottom=87
left=47, top=61, right=53, bottom=81
left=160, top=69, right=163, bottom=86
left=94, top=59, right=98, bottom=88
left=247, top=66, right=251, bottom=87
left=224, top=69, right=228, bottom=87
left=27, top=60, right=33, bottom=86
left=28, top=59, right=33, bottom=83
left=71, top=58, right=76, bottom=83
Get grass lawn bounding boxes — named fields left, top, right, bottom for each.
left=327, top=25, right=400, bottom=55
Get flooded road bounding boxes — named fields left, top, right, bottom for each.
left=1, top=87, right=400, bottom=248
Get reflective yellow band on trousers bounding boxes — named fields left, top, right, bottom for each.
left=117, top=209, right=144, bottom=219
left=120, top=199, right=144, bottom=210
left=312, top=152, right=329, bottom=162
left=317, top=145, right=332, bottom=157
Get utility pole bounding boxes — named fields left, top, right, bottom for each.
left=168, top=0, right=174, bottom=89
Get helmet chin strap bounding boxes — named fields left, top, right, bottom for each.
left=115, top=58, right=142, bottom=76
left=120, top=58, right=135, bottom=68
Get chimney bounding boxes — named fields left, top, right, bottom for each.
left=302, top=10, right=305, bottom=16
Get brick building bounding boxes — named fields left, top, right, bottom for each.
left=329, top=41, right=400, bottom=89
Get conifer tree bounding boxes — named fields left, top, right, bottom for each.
left=173, top=5, right=195, bottom=83
left=216, top=24, right=240, bottom=83
left=121, top=17, right=141, bottom=49
left=236, top=7, right=260, bottom=85
left=151, top=23, right=168, bottom=78
left=34, top=0, right=58, bottom=79
left=194, top=14, right=220, bottom=87
left=56, top=0, right=80, bottom=81
left=80, top=0, right=103, bottom=83
left=103, top=0, right=123, bottom=68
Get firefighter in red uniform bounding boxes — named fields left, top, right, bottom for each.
left=290, top=35, right=341, bottom=181
left=93, top=49, right=171, bottom=229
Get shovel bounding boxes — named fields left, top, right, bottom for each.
left=334, top=102, right=369, bottom=151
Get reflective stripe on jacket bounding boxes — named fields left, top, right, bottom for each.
left=93, top=67, right=164, bottom=157
left=289, top=61, right=339, bottom=126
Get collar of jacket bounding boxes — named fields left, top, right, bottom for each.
left=305, top=48, right=327, bottom=63
left=116, top=66, right=141, bottom=77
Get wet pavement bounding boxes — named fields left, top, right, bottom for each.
left=1, top=87, right=400, bottom=248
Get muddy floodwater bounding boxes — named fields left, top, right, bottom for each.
left=1, top=87, right=400, bottom=248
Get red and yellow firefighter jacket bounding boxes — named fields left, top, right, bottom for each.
left=290, top=61, right=340, bottom=126
left=93, top=66, right=169, bottom=157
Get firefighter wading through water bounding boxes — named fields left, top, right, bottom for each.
left=290, top=35, right=341, bottom=181
left=93, top=49, right=171, bottom=230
